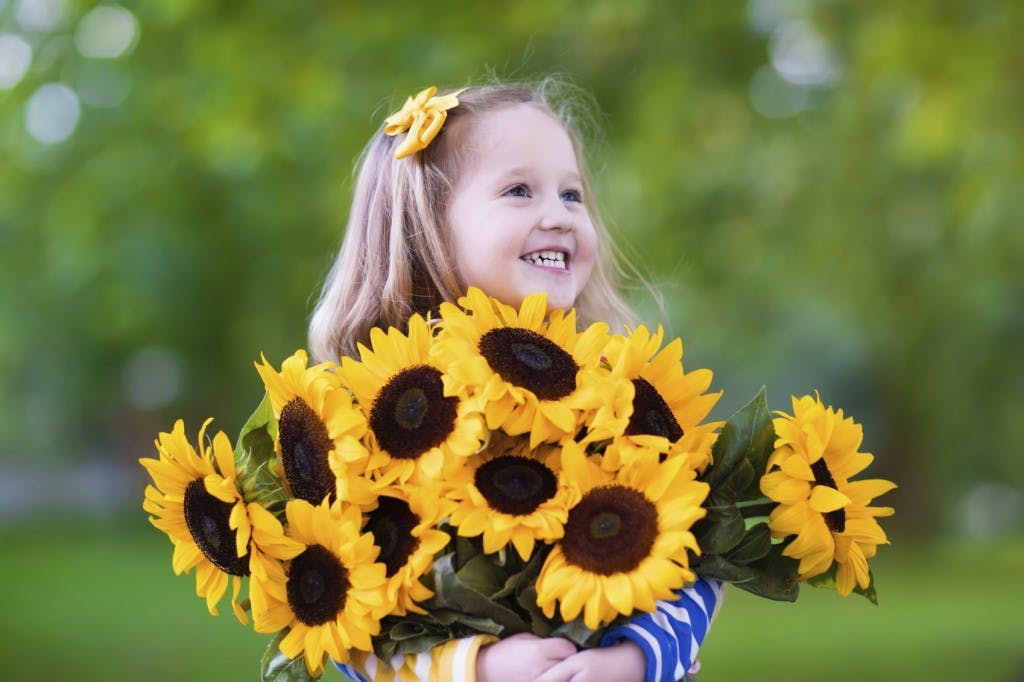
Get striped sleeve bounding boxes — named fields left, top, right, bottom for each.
left=333, top=635, right=498, bottom=682
left=598, top=577, right=724, bottom=682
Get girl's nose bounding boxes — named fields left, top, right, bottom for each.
left=537, top=196, right=574, bottom=232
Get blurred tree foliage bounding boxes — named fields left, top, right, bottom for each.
left=1, top=0, right=1021, bottom=535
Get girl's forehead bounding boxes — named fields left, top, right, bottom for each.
left=461, top=104, right=577, bottom=168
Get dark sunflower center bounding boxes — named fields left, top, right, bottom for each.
left=370, top=365, right=457, bottom=460
left=183, top=479, right=249, bottom=576
left=365, top=496, right=421, bottom=577
left=278, top=397, right=336, bottom=503
left=286, top=544, right=349, bottom=626
left=478, top=328, right=578, bottom=400
left=625, top=378, right=684, bottom=442
left=811, top=458, right=847, bottom=533
left=562, top=485, right=658, bottom=575
left=474, top=455, right=558, bottom=515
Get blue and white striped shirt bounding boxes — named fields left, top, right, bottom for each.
left=600, top=577, right=724, bottom=682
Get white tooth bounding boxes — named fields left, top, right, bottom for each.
left=521, top=251, right=567, bottom=268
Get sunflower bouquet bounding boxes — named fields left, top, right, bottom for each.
left=140, top=287, right=896, bottom=680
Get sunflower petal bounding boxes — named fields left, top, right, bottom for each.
left=809, top=485, right=852, bottom=513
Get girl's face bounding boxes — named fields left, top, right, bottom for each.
left=447, top=104, right=597, bottom=312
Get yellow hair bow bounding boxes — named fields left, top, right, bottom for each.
left=384, top=86, right=467, bottom=159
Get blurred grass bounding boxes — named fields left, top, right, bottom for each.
left=1, top=518, right=1021, bottom=681
left=0, top=517, right=281, bottom=681
left=701, top=537, right=1024, bottom=681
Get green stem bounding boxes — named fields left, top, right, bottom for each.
left=704, top=497, right=773, bottom=512
left=735, top=497, right=772, bottom=508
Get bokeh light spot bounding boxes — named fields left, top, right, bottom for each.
left=770, top=21, right=841, bottom=87
left=0, top=33, right=33, bottom=90
left=747, top=0, right=805, bottom=35
left=75, top=5, right=139, bottom=59
left=24, top=82, right=81, bottom=144
left=14, top=0, right=66, bottom=32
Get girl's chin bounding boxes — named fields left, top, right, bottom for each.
left=513, top=264, right=582, bottom=311
left=539, top=290, right=577, bottom=313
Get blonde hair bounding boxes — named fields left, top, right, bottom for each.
left=309, top=77, right=638, bottom=362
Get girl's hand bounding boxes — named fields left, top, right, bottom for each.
left=475, top=633, right=578, bottom=682
left=532, top=641, right=645, bottom=682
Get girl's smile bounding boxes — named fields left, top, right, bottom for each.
left=520, top=249, right=569, bottom=270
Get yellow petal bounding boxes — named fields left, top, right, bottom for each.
left=779, top=454, right=815, bottom=481
left=761, top=472, right=810, bottom=503
left=509, top=530, right=535, bottom=561
left=603, top=573, right=634, bottom=615
left=809, top=485, right=852, bottom=513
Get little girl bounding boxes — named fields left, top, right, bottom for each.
left=308, top=79, right=722, bottom=682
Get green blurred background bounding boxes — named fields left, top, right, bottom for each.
left=2, top=0, right=1022, bottom=679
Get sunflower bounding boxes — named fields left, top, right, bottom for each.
left=587, top=325, right=722, bottom=473
left=431, top=287, right=609, bottom=448
left=338, top=314, right=486, bottom=487
left=255, top=350, right=371, bottom=505
left=248, top=498, right=391, bottom=676
left=363, top=483, right=453, bottom=615
left=140, top=419, right=254, bottom=624
left=535, top=440, right=709, bottom=629
left=760, top=394, right=896, bottom=596
left=447, top=431, right=577, bottom=560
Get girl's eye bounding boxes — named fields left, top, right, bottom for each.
left=505, top=184, right=529, bottom=198
left=561, top=189, right=583, bottom=203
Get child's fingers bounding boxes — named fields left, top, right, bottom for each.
left=477, top=634, right=578, bottom=682
left=533, top=643, right=646, bottom=682
left=533, top=657, right=582, bottom=682
left=538, top=636, right=578, bottom=663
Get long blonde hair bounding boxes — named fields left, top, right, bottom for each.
left=309, top=77, right=637, bottom=362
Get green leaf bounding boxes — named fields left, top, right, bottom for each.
left=859, top=573, right=880, bottom=604
left=261, top=630, right=316, bottom=682
left=511, top=550, right=555, bottom=636
left=430, top=553, right=530, bottom=634
left=392, top=633, right=452, bottom=658
left=722, top=459, right=755, bottom=498
left=695, top=546, right=800, bottom=602
left=388, top=620, right=435, bottom=641
left=234, top=393, right=288, bottom=514
left=372, top=603, right=511, bottom=660
left=550, top=617, right=605, bottom=649
left=725, top=522, right=772, bottom=566
left=516, top=580, right=553, bottom=636
left=374, top=543, right=566, bottom=659
left=739, top=436, right=776, bottom=502
left=453, top=534, right=482, bottom=566
left=694, top=504, right=745, bottom=555
left=456, top=553, right=508, bottom=596
left=386, top=621, right=452, bottom=658
left=703, top=388, right=774, bottom=499
left=495, top=542, right=546, bottom=601
left=807, top=564, right=879, bottom=604
left=734, top=546, right=801, bottom=602
left=373, top=616, right=447, bottom=660
left=237, top=392, right=278, bottom=458
left=693, top=553, right=759, bottom=583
